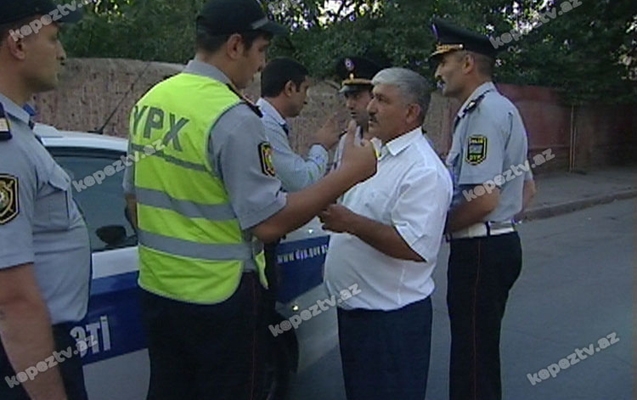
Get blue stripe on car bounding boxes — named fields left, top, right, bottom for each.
left=76, top=237, right=330, bottom=364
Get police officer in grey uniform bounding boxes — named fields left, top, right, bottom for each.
left=332, top=54, right=387, bottom=170
left=430, top=18, right=531, bottom=400
left=0, top=1, right=89, bottom=400
left=122, top=0, right=377, bottom=398
left=256, top=58, right=340, bottom=315
left=257, top=58, right=341, bottom=192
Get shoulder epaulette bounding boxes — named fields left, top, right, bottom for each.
left=0, top=103, right=13, bottom=142
left=463, top=92, right=487, bottom=115
left=226, top=84, right=263, bottom=118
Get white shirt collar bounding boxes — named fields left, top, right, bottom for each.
left=256, top=98, right=286, bottom=125
left=381, top=127, right=422, bottom=158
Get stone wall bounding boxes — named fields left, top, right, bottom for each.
left=32, top=58, right=637, bottom=173
left=33, top=58, right=453, bottom=159
left=35, top=59, right=183, bottom=137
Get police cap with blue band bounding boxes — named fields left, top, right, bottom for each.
left=429, top=18, right=499, bottom=61
left=0, top=0, right=83, bottom=25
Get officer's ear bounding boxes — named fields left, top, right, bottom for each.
left=0, top=29, right=26, bottom=61
left=0, top=17, right=43, bottom=61
left=225, top=33, right=245, bottom=60
left=283, top=80, right=296, bottom=97
left=461, top=51, right=478, bottom=74
left=4, top=36, right=28, bottom=61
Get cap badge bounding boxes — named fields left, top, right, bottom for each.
left=344, top=58, right=355, bottom=72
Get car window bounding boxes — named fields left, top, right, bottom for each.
left=49, top=148, right=137, bottom=252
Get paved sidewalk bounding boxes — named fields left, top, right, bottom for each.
left=522, top=166, right=637, bottom=221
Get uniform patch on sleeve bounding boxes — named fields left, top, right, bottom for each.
left=0, top=174, right=19, bottom=225
left=466, top=135, right=488, bottom=165
left=258, top=142, right=276, bottom=177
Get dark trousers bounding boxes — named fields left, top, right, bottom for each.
left=447, top=232, right=522, bottom=400
left=140, top=272, right=266, bottom=400
left=263, top=240, right=281, bottom=371
left=337, top=297, right=433, bottom=400
left=0, top=323, right=89, bottom=400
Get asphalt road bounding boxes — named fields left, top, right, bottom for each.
left=287, top=199, right=635, bottom=400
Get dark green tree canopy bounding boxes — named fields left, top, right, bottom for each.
left=62, top=0, right=637, bottom=104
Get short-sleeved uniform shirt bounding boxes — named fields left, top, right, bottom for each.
left=256, top=98, right=328, bottom=192
left=446, top=82, right=530, bottom=222
left=0, top=93, right=90, bottom=325
left=123, top=61, right=287, bottom=268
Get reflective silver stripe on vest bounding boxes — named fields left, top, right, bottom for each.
left=136, top=187, right=235, bottom=221
left=139, top=230, right=263, bottom=261
left=130, top=144, right=207, bottom=172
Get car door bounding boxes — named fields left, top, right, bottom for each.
left=48, top=146, right=150, bottom=400
left=47, top=142, right=337, bottom=400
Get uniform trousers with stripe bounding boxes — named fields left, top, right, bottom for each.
left=337, top=296, right=433, bottom=400
left=447, top=232, right=522, bottom=400
left=140, top=272, right=266, bottom=400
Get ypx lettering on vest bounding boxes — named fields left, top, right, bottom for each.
left=132, top=105, right=189, bottom=152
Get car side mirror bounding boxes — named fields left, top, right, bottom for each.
left=96, top=225, right=127, bottom=246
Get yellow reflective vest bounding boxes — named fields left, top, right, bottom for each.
left=129, top=72, right=267, bottom=304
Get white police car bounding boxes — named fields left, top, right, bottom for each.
left=36, top=124, right=336, bottom=400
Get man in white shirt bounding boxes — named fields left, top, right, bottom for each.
left=257, top=57, right=340, bottom=192
left=321, top=68, right=453, bottom=400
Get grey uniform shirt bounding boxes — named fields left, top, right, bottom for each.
left=446, top=82, right=530, bottom=222
left=0, top=93, right=90, bottom=325
left=123, top=60, right=286, bottom=244
left=256, top=98, right=328, bottom=192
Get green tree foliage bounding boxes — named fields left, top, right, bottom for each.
left=62, top=0, right=637, bottom=104
left=501, top=0, right=637, bottom=104
left=62, top=0, right=205, bottom=61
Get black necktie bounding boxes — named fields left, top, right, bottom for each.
left=281, top=123, right=289, bottom=136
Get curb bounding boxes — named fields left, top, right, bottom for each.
left=523, top=189, right=637, bottom=221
